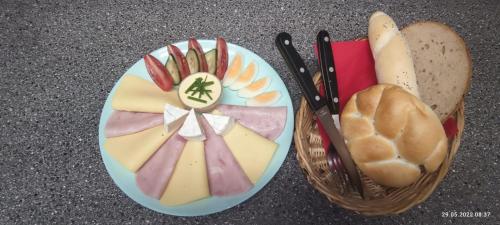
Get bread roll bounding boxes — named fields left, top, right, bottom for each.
left=402, top=22, right=472, bottom=121
left=368, top=11, right=420, bottom=98
left=341, top=84, right=447, bottom=187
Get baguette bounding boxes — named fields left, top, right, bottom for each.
left=368, top=11, right=420, bottom=98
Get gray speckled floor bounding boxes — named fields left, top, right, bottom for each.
left=1, top=0, right=499, bottom=224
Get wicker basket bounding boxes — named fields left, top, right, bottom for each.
left=294, top=72, right=464, bottom=216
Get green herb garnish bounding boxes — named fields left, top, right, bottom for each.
left=188, top=96, right=207, bottom=103
left=184, top=75, right=214, bottom=104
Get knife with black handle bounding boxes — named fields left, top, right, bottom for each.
left=275, top=33, right=326, bottom=111
left=276, top=32, right=363, bottom=196
left=316, top=30, right=340, bottom=119
left=317, top=30, right=348, bottom=184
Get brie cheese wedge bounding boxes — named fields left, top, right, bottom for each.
left=178, top=109, right=205, bottom=141
left=163, top=104, right=189, bottom=132
left=202, top=113, right=234, bottom=135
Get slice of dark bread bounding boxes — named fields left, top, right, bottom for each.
left=402, top=21, right=472, bottom=121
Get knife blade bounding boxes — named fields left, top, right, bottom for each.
left=316, top=30, right=341, bottom=129
left=275, top=32, right=363, bottom=196
left=315, top=107, right=363, bottom=195
left=316, top=30, right=349, bottom=187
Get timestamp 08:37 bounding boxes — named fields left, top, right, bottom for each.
left=441, top=211, right=491, bottom=218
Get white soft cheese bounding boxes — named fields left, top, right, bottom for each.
left=178, top=109, right=205, bottom=141
left=202, top=113, right=234, bottom=135
left=163, top=104, right=189, bottom=132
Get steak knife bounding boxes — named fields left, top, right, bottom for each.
left=316, top=30, right=341, bottom=129
left=316, top=30, right=350, bottom=186
left=276, top=32, right=363, bottom=195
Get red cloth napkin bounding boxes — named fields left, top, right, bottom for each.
left=443, top=117, right=458, bottom=138
left=313, top=40, right=458, bottom=153
left=314, top=40, right=377, bottom=152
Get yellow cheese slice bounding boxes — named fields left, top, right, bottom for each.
left=104, top=125, right=174, bottom=172
left=160, top=141, right=209, bottom=206
left=112, top=75, right=182, bottom=113
left=223, top=123, right=278, bottom=183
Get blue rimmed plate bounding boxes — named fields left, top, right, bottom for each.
left=98, top=40, right=294, bottom=216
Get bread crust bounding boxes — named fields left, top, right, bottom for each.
left=402, top=21, right=472, bottom=121
left=368, top=11, right=421, bottom=98
left=341, top=84, right=448, bottom=187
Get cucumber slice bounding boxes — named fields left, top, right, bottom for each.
left=205, top=49, right=217, bottom=75
left=165, top=56, right=181, bottom=84
left=186, top=49, right=199, bottom=74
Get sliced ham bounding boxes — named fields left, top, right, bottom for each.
left=216, top=104, right=287, bottom=140
left=200, top=116, right=253, bottom=196
left=105, top=110, right=163, bottom=138
left=136, top=133, right=186, bottom=199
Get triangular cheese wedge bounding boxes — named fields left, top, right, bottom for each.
left=202, top=113, right=234, bottom=135
left=160, top=140, right=209, bottom=206
left=178, top=109, right=205, bottom=141
left=112, top=75, right=182, bottom=113
left=164, top=104, right=188, bottom=132
left=222, top=123, right=278, bottom=183
left=104, top=125, right=176, bottom=172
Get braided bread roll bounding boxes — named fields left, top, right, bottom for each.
left=369, top=11, right=421, bottom=98
left=341, top=84, right=447, bottom=187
